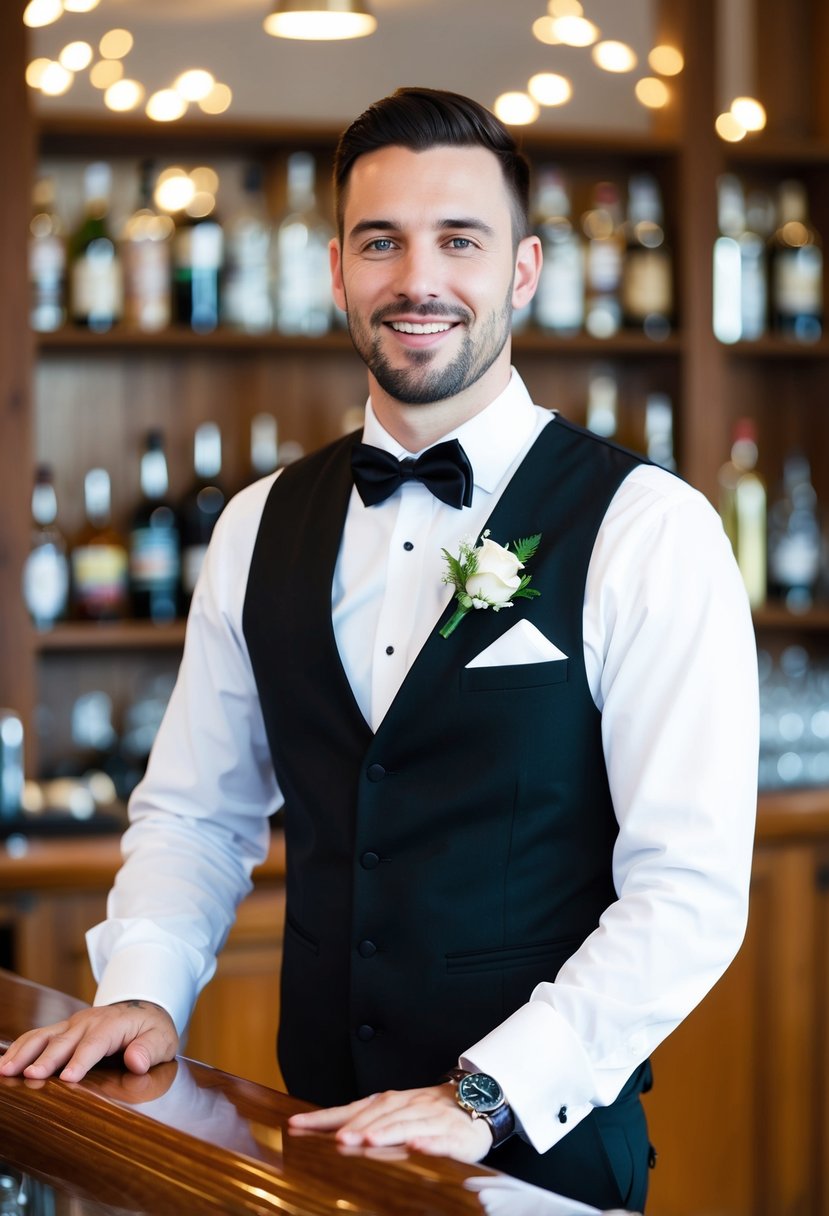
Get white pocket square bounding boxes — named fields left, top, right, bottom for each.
left=465, top=619, right=568, bottom=668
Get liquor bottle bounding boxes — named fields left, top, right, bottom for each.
left=128, top=430, right=181, bottom=623
left=179, top=422, right=227, bottom=603
left=29, top=177, right=66, bottom=333
left=767, top=451, right=822, bottom=611
left=172, top=209, right=224, bottom=333
left=531, top=167, right=584, bottom=336
left=585, top=370, right=618, bottom=439
left=70, top=468, right=129, bottom=621
left=644, top=392, right=676, bottom=471
left=621, top=172, right=673, bottom=340
left=248, top=412, right=279, bottom=483
left=770, top=179, right=823, bottom=343
left=222, top=163, right=273, bottom=333
left=712, top=174, right=768, bottom=344
left=69, top=161, right=123, bottom=332
left=718, top=419, right=767, bottom=608
left=21, top=463, right=69, bottom=630
left=273, top=152, right=334, bottom=336
left=582, top=180, right=624, bottom=338
left=121, top=160, right=174, bottom=332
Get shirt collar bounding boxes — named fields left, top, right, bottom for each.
left=360, top=369, right=539, bottom=495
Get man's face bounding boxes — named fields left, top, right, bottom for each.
left=331, top=144, right=533, bottom=411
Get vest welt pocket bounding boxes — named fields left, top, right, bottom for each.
left=285, top=910, right=320, bottom=956
left=460, top=658, right=569, bottom=692
left=445, top=936, right=578, bottom=975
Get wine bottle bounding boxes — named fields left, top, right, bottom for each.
left=621, top=172, right=673, bottom=340
left=531, top=167, right=584, bottom=336
left=179, top=422, right=227, bottom=603
left=121, top=160, right=174, bottom=333
left=585, top=371, right=618, bottom=439
left=29, top=177, right=66, bottom=333
left=582, top=180, right=624, bottom=339
left=767, top=451, right=822, bottom=610
left=21, top=463, right=70, bottom=630
left=718, top=419, right=767, bottom=608
left=70, top=468, right=129, bottom=621
left=173, top=209, right=224, bottom=333
left=248, top=412, right=279, bottom=483
left=69, top=162, right=123, bottom=332
left=644, top=392, right=676, bottom=471
left=770, top=179, right=823, bottom=343
left=128, top=430, right=181, bottom=623
left=273, top=152, right=334, bottom=336
left=712, top=174, right=768, bottom=344
left=222, top=163, right=273, bottom=333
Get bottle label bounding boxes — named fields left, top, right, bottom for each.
left=774, top=247, right=823, bottom=315
left=129, top=528, right=180, bottom=590
left=623, top=249, right=672, bottom=318
left=23, top=545, right=69, bottom=626
left=71, top=248, right=123, bottom=322
left=72, top=544, right=128, bottom=609
left=123, top=241, right=171, bottom=331
left=534, top=244, right=584, bottom=332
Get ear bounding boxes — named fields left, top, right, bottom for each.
left=512, top=235, right=542, bottom=311
left=329, top=237, right=347, bottom=313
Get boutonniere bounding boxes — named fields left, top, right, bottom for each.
left=439, top=530, right=542, bottom=638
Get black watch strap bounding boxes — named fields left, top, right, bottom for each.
left=446, top=1068, right=516, bottom=1149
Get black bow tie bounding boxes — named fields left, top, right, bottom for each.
left=351, top=438, right=474, bottom=509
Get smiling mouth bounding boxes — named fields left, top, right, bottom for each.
left=388, top=320, right=456, bottom=335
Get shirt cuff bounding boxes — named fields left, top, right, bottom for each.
left=87, top=927, right=201, bottom=1039
left=460, top=1000, right=595, bottom=1154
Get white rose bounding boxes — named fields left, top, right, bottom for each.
left=465, top=537, right=523, bottom=606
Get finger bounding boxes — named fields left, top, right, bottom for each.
left=288, top=1093, right=379, bottom=1129
left=0, top=1024, right=71, bottom=1075
left=408, top=1130, right=490, bottom=1163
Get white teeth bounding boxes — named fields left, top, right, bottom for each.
left=390, top=321, right=453, bottom=334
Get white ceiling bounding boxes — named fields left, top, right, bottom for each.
left=31, top=0, right=658, bottom=133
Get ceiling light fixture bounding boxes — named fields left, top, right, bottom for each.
left=263, top=0, right=377, bottom=41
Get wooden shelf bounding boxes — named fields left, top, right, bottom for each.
left=753, top=604, right=829, bottom=631
left=721, top=336, right=829, bottom=359
left=33, top=621, right=187, bottom=652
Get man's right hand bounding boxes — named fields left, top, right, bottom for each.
left=0, top=1000, right=179, bottom=1083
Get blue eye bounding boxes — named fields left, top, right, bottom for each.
left=448, top=237, right=474, bottom=250
left=368, top=238, right=394, bottom=252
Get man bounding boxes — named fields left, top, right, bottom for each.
left=0, top=88, right=758, bottom=1212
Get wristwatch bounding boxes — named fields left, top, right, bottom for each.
left=447, top=1068, right=515, bottom=1147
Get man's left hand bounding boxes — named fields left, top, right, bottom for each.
left=288, top=1082, right=493, bottom=1161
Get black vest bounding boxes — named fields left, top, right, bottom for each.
left=243, top=417, right=643, bottom=1106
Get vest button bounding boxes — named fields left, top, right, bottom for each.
left=366, top=763, right=386, bottom=782
left=360, top=851, right=380, bottom=869
left=357, top=939, right=377, bottom=958
left=356, top=1024, right=375, bottom=1042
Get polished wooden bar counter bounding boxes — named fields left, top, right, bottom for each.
left=0, top=969, right=491, bottom=1215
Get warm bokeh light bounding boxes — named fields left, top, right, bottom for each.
left=63, top=0, right=101, bottom=10
left=39, top=61, right=74, bottom=96
left=59, top=41, right=93, bottom=71
left=155, top=170, right=196, bottom=212
left=730, top=96, right=767, bottom=132
left=715, top=111, right=747, bottom=142
left=528, top=72, right=572, bottom=107
left=648, top=44, right=684, bottom=76
left=26, top=58, right=52, bottom=88
left=635, top=77, right=670, bottom=109
left=548, top=0, right=582, bottom=14
left=23, top=0, right=63, bottom=28
left=198, top=82, right=233, bottom=114
left=592, top=40, right=637, bottom=72
left=263, top=10, right=376, bottom=40
left=186, top=191, right=217, bottom=218
left=89, top=59, right=124, bottom=89
left=146, top=88, right=188, bottom=122
left=493, top=91, right=540, bottom=126
left=190, top=166, right=220, bottom=194
left=531, top=16, right=560, bottom=45
left=104, top=78, right=145, bottom=111
left=174, top=69, right=216, bottom=102
left=550, top=15, right=599, bottom=46
left=99, top=28, right=134, bottom=59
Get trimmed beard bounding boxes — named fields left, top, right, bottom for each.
left=344, top=290, right=514, bottom=406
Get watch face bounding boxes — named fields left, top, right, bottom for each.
left=457, top=1072, right=504, bottom=1113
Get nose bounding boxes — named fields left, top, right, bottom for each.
left=394, top=240, right=443, bottom=304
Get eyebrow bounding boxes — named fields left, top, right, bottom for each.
left=348, top=217, right=496, bottom=240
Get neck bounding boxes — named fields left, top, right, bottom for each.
left=368, top=357, right=512, bottom=452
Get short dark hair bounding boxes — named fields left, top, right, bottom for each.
left=333, top=86, right=531, bottom=243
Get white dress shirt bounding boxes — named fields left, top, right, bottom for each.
left=89, top=370, right=758, bottom=1155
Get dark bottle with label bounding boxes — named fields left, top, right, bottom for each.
left=172, top=212, right=224, bottom=333
left=621, top=172, right=673, bottom=339
left=71, top=468, right=129, bottom=621
left=128, top=430, right=181, bottom=623
left=767, top=452, right=822, bottom=610
left=69, top=162, right=123, bottom=333
left=770, top=179, right=823, bottom=343
left=179, top=422, right=227, bottom=604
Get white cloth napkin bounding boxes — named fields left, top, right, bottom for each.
left=465, top=619, right=568, bottom=668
